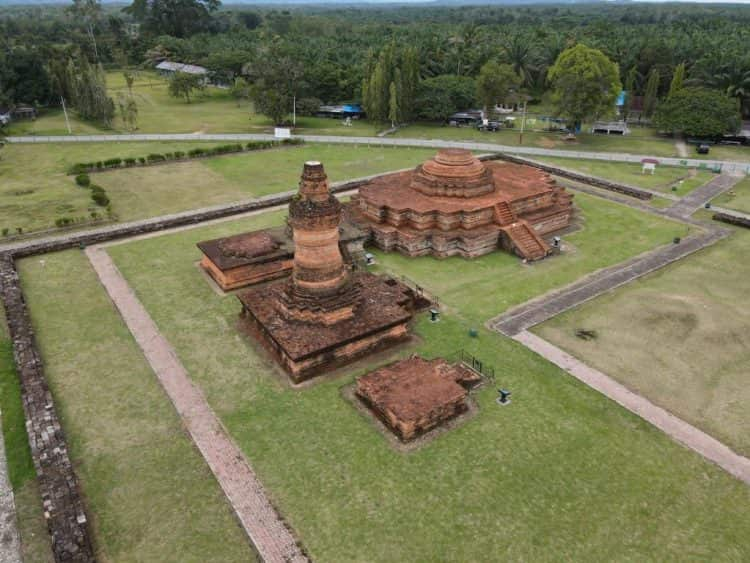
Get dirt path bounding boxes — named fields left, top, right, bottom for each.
left=85, top=246, right=307, bottom=563
left=676, top=140, right=688, bottom=158
left=0, top=415, right=22, bottom=563
left=514, top=331, right=750, bottom=485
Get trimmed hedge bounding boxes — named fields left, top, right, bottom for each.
left=75, top=174, right=91, bottom=188
left=67, top=139, right=304, bottom=174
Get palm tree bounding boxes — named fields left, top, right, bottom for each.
left=502, top=33, right=537, bottom=88
left=709, top=59, right=750, bottom=118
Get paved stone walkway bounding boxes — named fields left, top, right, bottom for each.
left=514, top=331, right=750, bottom=485
left=0, top=415, right=22, bottom=563
left=665, top=173, right=743, bottom=219
left=85, top=246, right=307, bottom=563
left=7, top=133, right=750, bottom=174
left=489, top=228, right=728, bottom=336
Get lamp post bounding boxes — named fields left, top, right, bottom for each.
left=519, top=99, right=527, bottom=145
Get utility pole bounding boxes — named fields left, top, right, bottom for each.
left=519, top=99, right=527, bottom=145
left=293, top=95, right=297, bottom=128
left=61, top=97, right=72, bottom=134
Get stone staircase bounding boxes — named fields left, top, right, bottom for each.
left=493, top=201, right=516, bottom=225
left=502, top=221, right=550, bottom=261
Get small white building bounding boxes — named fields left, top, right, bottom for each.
left=155, top=61, right=208, bottom=78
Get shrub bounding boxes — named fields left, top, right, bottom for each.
left=90, top=211, right=99, bottom=220
left=188, top=148, right=205, bottom=157
left=90, top=185, right=110, bottom=207
left=165, top=152, right=175, bottom=160
left=174, top=151, right=185, bottom=158
left=95, top=161, right=104, bottom=169
left=147, top=153, right=166, bottom=163
left=69, top=163, right=88, bottom=175
left=104, top=157, right=122, bottom=168
left=55, top=217, right=74, bottom=228
left=75, top=174, right=91, bottom=188
left=1, top=228, right=8, bottom=236
left=124, top=157, right=137, bottom=166
left=16, top=227, right=23, bottom=234
left=138, top=157, right=146, bottom=164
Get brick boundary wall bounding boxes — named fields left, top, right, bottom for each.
left=485, top=153, right=654, bottom=200
left=0, top=255, right=95, bottom=562
left=712, top=211, right=750, bottom=228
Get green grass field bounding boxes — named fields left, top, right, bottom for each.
left=713, top=176, right=750, bottom=213
left=96, top=194, right=750, bottom=560
left=534, top=157, right=716, bottom=196
left=0, top=142, right=435, bottom=233
left=392, top=123, right=682, bottom=157
left=17, top=252, right=255, bottom=562
left=535, top=227, right=750, bottom=457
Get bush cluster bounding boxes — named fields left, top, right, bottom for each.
left=67, top=139, right=304, bottom=175
left=75, top=173, right=91, bottom=187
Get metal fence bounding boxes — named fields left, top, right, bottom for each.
left=456, top=349, right=495, bottom=381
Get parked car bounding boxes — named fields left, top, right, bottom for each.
left=696, top=144, right=710, bottom=155
left=476, top=120, right=501, bottom=132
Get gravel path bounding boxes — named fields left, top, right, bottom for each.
left=665, top=173, right=744, bottom=219
left=0, top=415, right=22, bottom=563
left=514, top=331, right=750, bottom=485
left=85, top=246, right=308, bottom=563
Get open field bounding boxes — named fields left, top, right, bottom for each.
left=16, top=251, right=254, bottom=562
left=534, top=157, right=716, bottom=196
left=393, top=123, right=683, bottom=157
left=98, top=194, right=750, bottom=560
left=713, top=176, right=750, bottom=213
left=0, top=142, right=435, bottom=233
left=5, top=71, right=381, bottom=137
left=535, top=227, right=750, bottom=457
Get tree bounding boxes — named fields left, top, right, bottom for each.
left=388, top=81, right=399, bottom=128
left=117, top=93, right=138, bottom=131
left=623, top=66, right=638, bottom=120
left=248, top=41, right=304, bottom=125
left=416, top=75, right=476, bottom=122
left=362, top=42, right=419, bottom=124
left=168, top=72, right=204, bottom=103
left=654, top=87, right=740, bottom=138
left=125, top=0, right=221, bottom=38
left=476, top=61, right=521, bottom=117
left=668, top=62, right=685, bottom=99
left=229, top=77, right=251, bottom=107
left=643, top=68, right=660, bottom=118
left=68, top=0, right=102, bottom=61
left=547, top=44, right=621, bottom=130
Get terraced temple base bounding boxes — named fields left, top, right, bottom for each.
left=349, top=149, right=575, bottom=261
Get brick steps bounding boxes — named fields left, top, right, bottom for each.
left=502, top=221, right=550, bottom=261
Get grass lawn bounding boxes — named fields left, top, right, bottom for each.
left=535, top=226, right=750, bottom=457
left=0, top=142, right=434, bottom=234
left=5, top=71, right=381, bottom=137
left=103, top=194, right=750, bottom=560
left=535, top=157, right=716, bottom=196
left=17, top=251, right=254, bottom=562
left=95, top=144, right=435, bottom=221
left=693, top=144, right=750, bottom=163
left=392, top=123, right=680, bottom=157
left=713, top=176, right=750, bottom=213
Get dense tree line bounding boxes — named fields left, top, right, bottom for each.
left=1, top=2, right=748, bottom=130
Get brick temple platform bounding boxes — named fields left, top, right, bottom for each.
left=349, top=149, right=574, bottom=261
left=356, top=356, right=482, bottom=441
left=197, top=210, right=367, bottom=291
left=239, top=161, right=415, bottom=382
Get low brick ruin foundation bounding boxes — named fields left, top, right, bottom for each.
left=356, top=356, right=482, bottom=441
left=0, top=256, right=94, bottom=562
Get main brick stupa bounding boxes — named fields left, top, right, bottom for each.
left=349, top=149, right=574, bottom=261
left=238, top=161, right=416, bottom=382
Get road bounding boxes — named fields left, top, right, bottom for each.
left=6, top=132, right=750, bottom=174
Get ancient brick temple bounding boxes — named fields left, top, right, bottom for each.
left=356, top=356, right=482, bottom=441
left=238, top=162, right=416, bottom=382
left=349, top=149, right=574, bottom=261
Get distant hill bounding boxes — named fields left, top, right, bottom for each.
left=0, top=0, right=617, bottom=6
